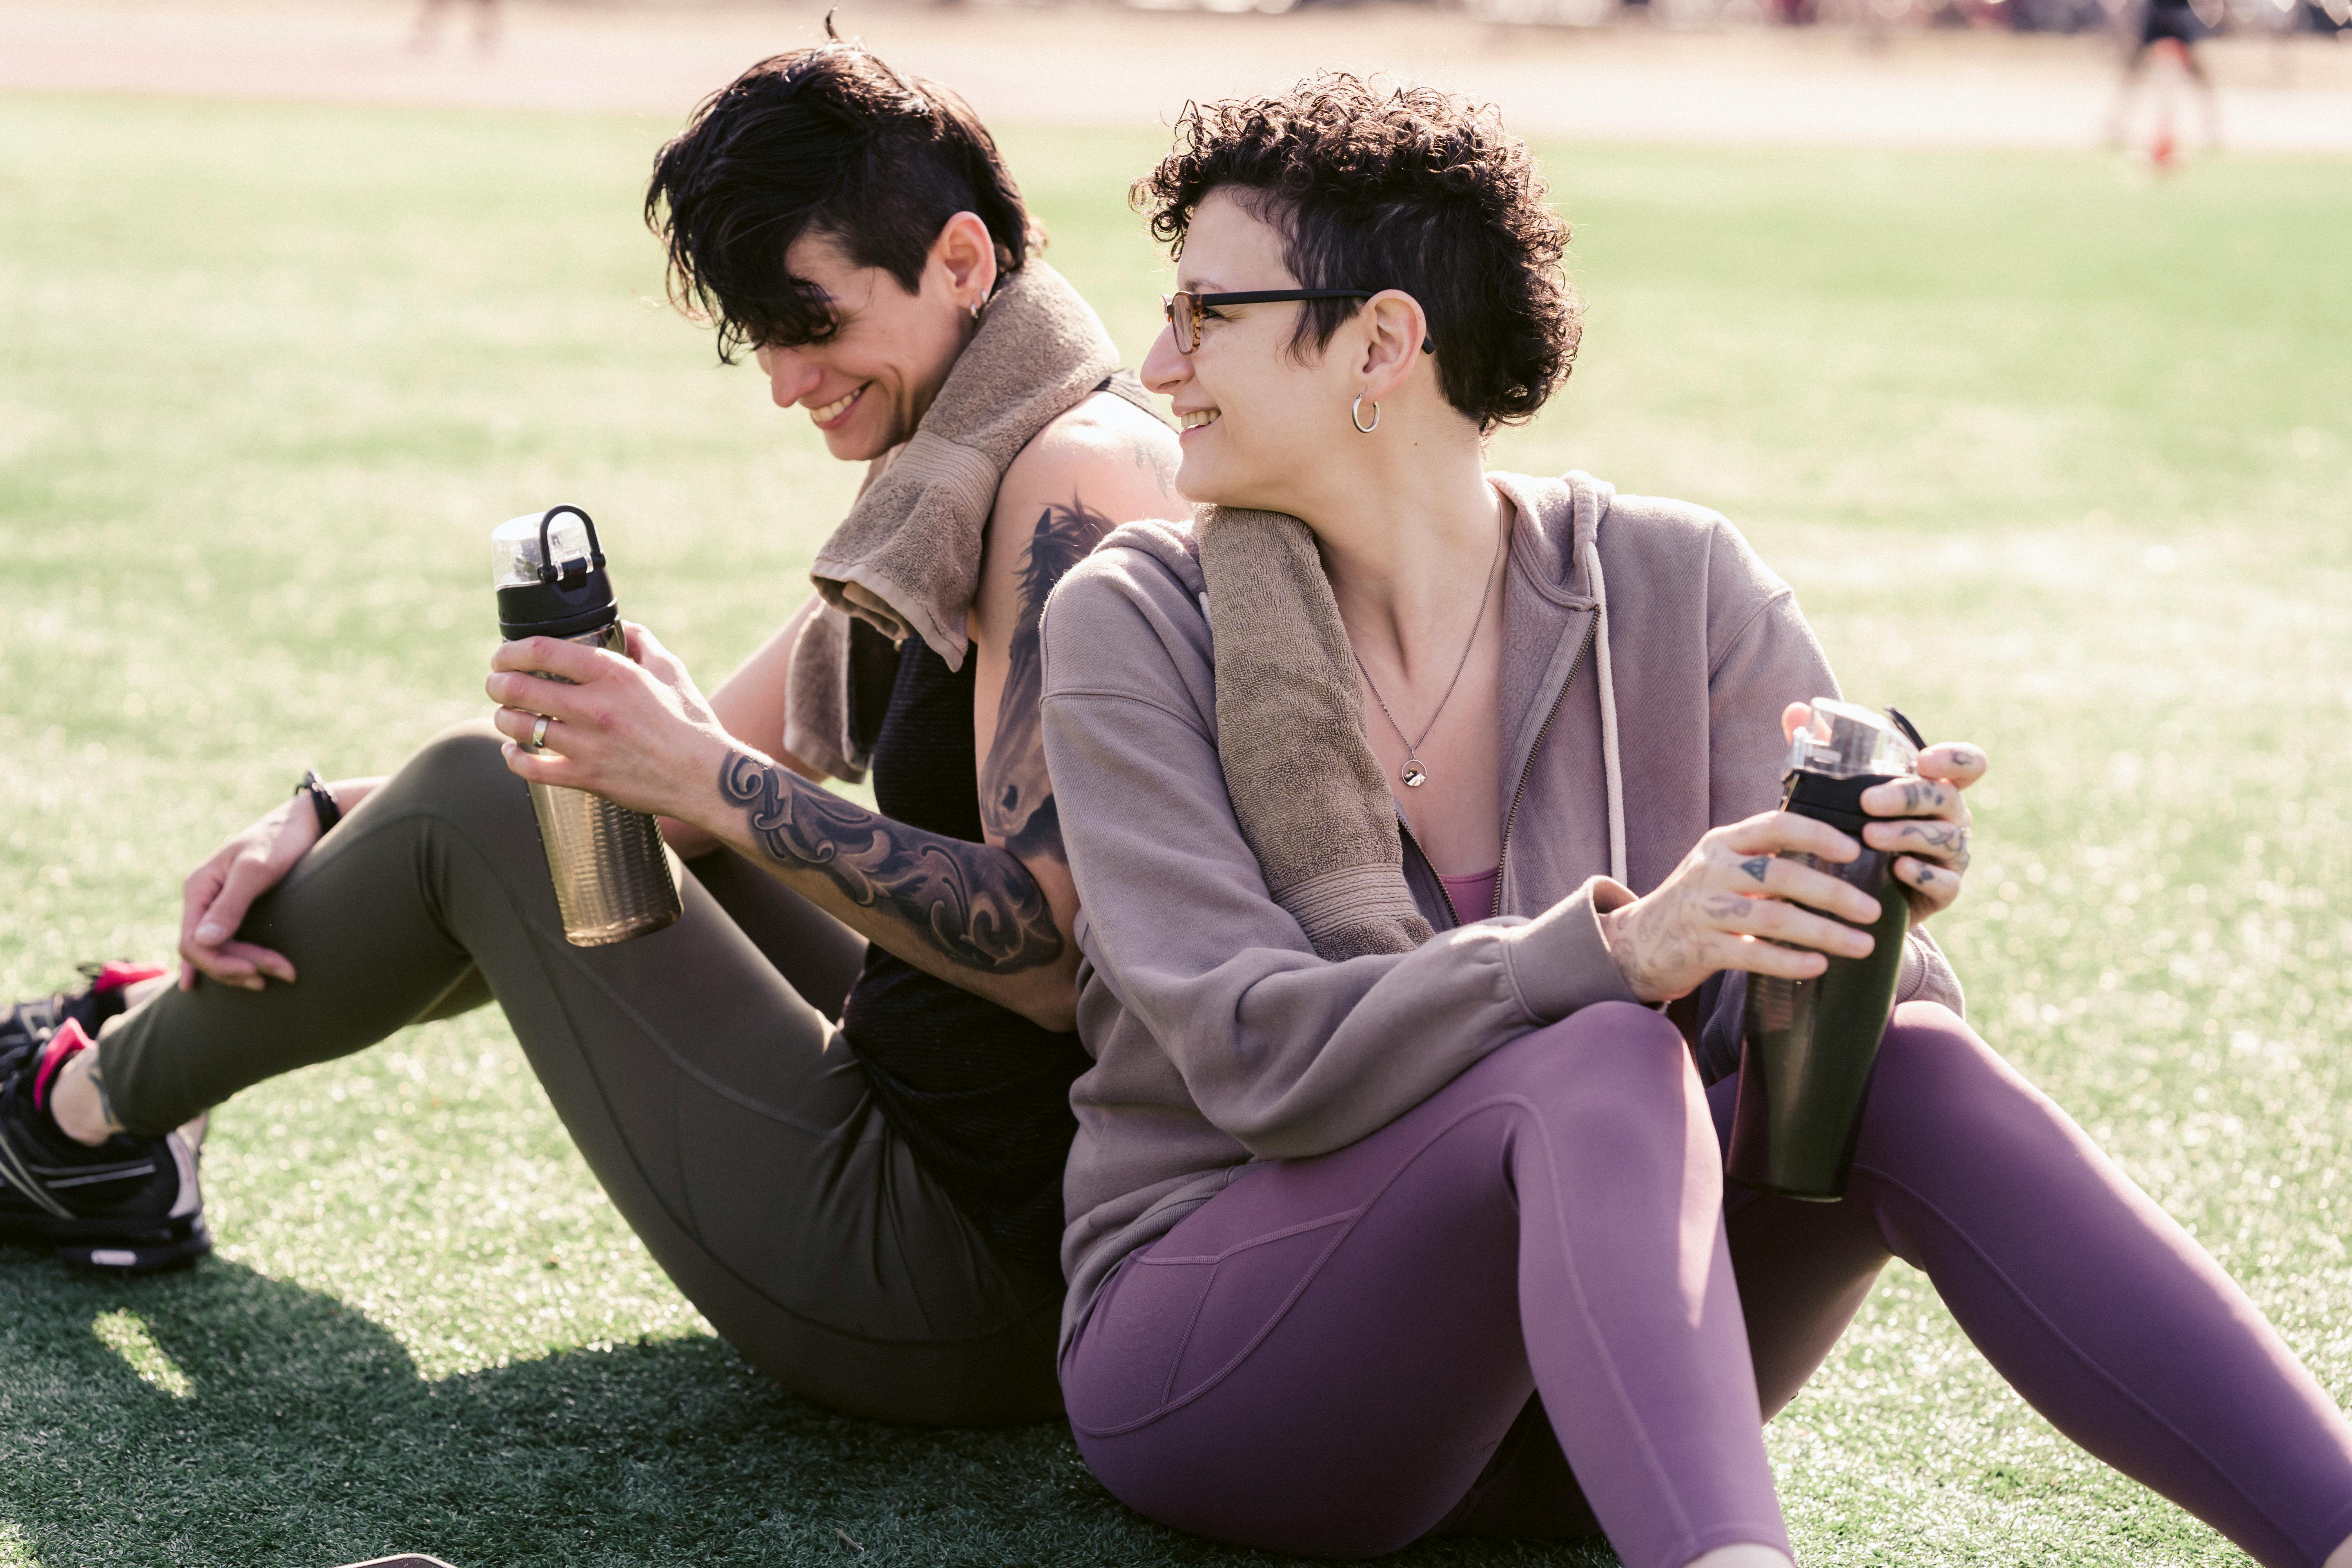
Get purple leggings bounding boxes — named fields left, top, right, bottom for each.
left=1062, top=1002, right=2352, bottom=1568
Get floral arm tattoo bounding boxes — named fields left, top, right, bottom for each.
left=718, top=752, right=1064, bottom=974
left=715, top=497, right=1117, bottom=976
left=978, top=499, right=1114, bottom=862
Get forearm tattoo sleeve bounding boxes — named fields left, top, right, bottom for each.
left=717, top=751, right=1065, bottom=974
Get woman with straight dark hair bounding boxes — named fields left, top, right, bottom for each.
left=1, top=41, right=1177, bottom=1426
left=1037, top=74, right=2352, bottom=1568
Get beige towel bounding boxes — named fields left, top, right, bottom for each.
left=783, top=260, right=1154, bottom=781
left=1197, top=506, right=1434, bottom=961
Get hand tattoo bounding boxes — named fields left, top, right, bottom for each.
left=979, top=499, right=1112, bottom=862
left=1604, top=903, right=1711, bottom=1004
left=719, top=751, right=1063, bottom=974
left=1740, top=856, right=1772, bottom=884
left=1898, top=779, right=1947, bottom=813
left=1882, top=818, right=1971, bottom=872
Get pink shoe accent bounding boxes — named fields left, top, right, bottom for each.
left=93, top=961, right=167, bottom=994
left=32, top=1018, right=95, bottom=1113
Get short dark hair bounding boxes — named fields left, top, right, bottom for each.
left=646, top=37, right=1041, bottom=362
left=1132, top=74, right=1578, bottom=430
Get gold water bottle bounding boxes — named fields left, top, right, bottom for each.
left=492, top=505, right=682, bottom=947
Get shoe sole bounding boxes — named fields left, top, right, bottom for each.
left=0, top=1212, right=211, bottom=1274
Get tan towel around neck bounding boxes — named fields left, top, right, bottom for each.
left=1196, top=506, right=1435, bottom=961
left=782, top=260, right=1153, bottom=781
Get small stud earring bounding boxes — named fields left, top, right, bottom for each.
left=1351, top=394, right=1380, bottom=435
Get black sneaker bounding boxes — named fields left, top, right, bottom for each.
left=0, top=960, right=167, bottom=1060
left=0, top=971, right=210, bottom=1274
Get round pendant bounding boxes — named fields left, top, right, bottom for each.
left=1401, top=759, right=1428, bottom=788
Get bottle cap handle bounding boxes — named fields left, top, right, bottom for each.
left=537, top=505, right=606, bottom=585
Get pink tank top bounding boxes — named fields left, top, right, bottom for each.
left=1436, top=865, right=1502, bottom=925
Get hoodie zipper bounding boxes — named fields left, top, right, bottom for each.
left=1491, top=617, right=1599, bottom=920
left=1398, top=817, right=1463, bottom=929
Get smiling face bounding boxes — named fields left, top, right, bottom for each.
left=752, top=221, right=989, bottom=463
left=1141, top=189, right=1361, bottom=515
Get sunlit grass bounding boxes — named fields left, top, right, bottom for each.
left=89, top=1312, right=193, bottom=1400
left=2, top=90, right=2348, bottom=1567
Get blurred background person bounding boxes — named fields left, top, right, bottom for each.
left=411, top=0, right=500, bottom=54
left=2108, top=0, right=2225, bottom=151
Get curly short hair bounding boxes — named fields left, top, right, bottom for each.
left=646, top=38, right=1041, bottom=362
left=1133, top=74, right=1578, bottom=430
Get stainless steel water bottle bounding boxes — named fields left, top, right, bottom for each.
left=1726, top=700, right=1923, bottom=1200
left=492, top=505, right=682, bottom=947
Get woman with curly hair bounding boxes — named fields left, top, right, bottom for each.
left=1035, top=75, right=2352, bottom=1568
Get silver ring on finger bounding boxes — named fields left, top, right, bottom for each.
left=530, top=714, right=550, bottom=750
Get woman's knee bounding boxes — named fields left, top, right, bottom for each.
left=1498, top=1000, right=1690, bottom=1085
left=1872, top=1002, right=2016, bottom=1102
left=1858, top=1002, right=2060, bottom=1162
left=1465, top=1001, right=1700, bottom=1136
left=342, top=721, right=535, bottom=845
left=392, top=721, right=536, bottom=819
left=405, top=719, right=511, bottom=791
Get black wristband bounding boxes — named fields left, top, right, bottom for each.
left=296, top=769, right=342, bottom=836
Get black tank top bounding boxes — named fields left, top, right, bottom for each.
left=837, top=639, right=1091, bottom=1276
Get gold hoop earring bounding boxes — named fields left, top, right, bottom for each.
left=1351, top=395, right=1380, bottom=435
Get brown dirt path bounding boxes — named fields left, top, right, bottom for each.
left=2, top=0, right=2349, bottom=147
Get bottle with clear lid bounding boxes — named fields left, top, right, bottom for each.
left=1726, top=699, right=1923, bottom=1200
left=492, top=505, right=682, bottom=947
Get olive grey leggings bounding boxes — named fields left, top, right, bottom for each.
left=101, top=722, right=1063, bottom=1426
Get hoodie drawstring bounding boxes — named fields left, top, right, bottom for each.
left=1581, top=535, right=1628, bottom=887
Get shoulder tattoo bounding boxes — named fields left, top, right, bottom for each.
left=979, top=499, right=1114, bottom=860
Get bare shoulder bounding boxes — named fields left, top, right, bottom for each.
left=1000, top=388, right=1180, bottom=512
left=976, top=390, right=1181, bottom=648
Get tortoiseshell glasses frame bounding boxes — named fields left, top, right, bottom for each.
left=1159, top=289, right=1377, bottom=354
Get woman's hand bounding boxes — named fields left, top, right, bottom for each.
left=1596, top=702, right=1990, bottom=1004
left=178, top=801, right=317, bottom=992
left=1834, top=702, right=1985, bottom=924
left=1597, top=810, right=1885, bottom=1004
left=486, top=623, right=731, bottom=822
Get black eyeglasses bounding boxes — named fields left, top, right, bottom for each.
left=1161, top=289, right=1374, bottom=354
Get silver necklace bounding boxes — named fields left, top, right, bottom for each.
left=1348, top=517, right=1506, bottom=789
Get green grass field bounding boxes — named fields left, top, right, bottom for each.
left=4, top=89, right=2350, bottom=1568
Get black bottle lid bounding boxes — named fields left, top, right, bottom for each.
left=1782, top=768, right=1902, bottom=835
left=494, top=505, right=618, bottom=641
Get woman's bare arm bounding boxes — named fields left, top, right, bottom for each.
left=659, top=591, right=828, bottom=858
left=496, top=397, right=1181, bottom=1032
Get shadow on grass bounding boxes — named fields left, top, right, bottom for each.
left=0, top=1254, right=1619, bottom=1568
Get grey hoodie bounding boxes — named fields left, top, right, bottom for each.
left=1037, top=471, right=1963, bottom=1345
